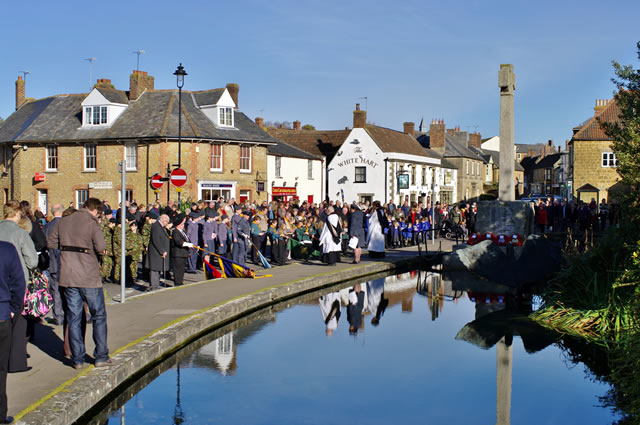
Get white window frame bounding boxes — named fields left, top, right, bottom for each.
left=45, top=144, right=57, bottom=171
left=125, top=143, right=137, bottom=171
left=76, top=189, right=89, bottom=209
left=466, top=160, right=470, bottom=175
left=275, top=156, right=282, bottom=178
left=239, top=146, right=251, bottom=173
left=84, top=143, right=96, bottom=171
left=355, top=166, right=366, bottom=183
left=84, top=106, right=108, bottom=126
left=218, top=107, right=233, bottom=127
left=602, top=152, right=618, bottom=168
left=118, top=189, right=134, bottom=204
left=239, top=189, right=250, bottom=203
left=308, top=159, right=313, bottom=180
left=210, top=144, right=223, bottom=172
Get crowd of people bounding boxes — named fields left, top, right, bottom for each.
left=531, top=196, right=619, bottom=234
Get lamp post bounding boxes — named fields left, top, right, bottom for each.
left=173, top=63, right=187, bottom=206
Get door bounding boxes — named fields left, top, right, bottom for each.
left=38, top=189, right=48, bottom=216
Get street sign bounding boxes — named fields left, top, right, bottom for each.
left=169, top=168, right=187, bottom=187
left=175, top=188, right=183, bottom=193
left=150, top=173, right=164, bottom=189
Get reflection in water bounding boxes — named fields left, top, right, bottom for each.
left=95, top=269, right=619, bottom=425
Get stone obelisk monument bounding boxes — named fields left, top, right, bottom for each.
left=498, top=64, right=516, bottom=201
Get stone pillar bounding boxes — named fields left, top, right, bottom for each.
left=496, top=336, right=513, bottom=425
left=499, top=64, right=515, bottom=201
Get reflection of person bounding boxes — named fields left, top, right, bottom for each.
left=366, top=278, right=389, bottom=326
left=0, top=241, right=26, bottom=424
left=319, top=292, right=341, bottom=337
left=347, top=284, right=365, bottom=334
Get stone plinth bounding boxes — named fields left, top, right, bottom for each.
left=475, top=200, right=534, bottom=237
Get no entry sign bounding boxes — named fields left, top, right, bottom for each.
left=170, top=168, right=188, bottom=187
left=150, top=173, right=164, bottom=189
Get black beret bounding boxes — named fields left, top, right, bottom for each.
left=172, top=213, right=186, bottom=227
left=146, top=211, right=159, bottom=220
left=108, top=218, right=117, bottom=224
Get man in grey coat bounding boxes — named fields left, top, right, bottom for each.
left=47, top=198, right=111, bottom=369
left=146, top=214, right=171, bottom=291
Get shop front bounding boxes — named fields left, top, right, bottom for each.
left=272, top=186, right=297, bottom=202
left=199, top=181, right=236, bottom=202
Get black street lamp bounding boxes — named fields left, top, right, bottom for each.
left=173, top=63, right=187, bottom=168
left=173, top=63, right=187, bottom=206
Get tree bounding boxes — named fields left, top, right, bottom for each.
left=301, top=124, right=315, bottom=130
left=602, top=41, right=640, bottom=196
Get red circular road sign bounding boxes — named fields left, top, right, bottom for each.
left=150, top=173, right=164, bottom=189
left=169, top=168, right=188, bottom=187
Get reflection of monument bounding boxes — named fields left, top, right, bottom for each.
left=496, top=336, right=512, bottom=425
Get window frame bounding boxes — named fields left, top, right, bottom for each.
left=218, top=107, right=234, bottom=127
left=354, top=166, right=367, bottom=183
left=307, top=159, right=313, bottom=180
left=239, top=146, right=251, bottom=173
left=602, top=152, right=618, bottom=168
left=275, top=156, right=282, bottom=178
left=125, top=143, right=137, bottom=171
left=84, top=106, right=109, bottom=126
left=210, top=144, right=223, bottom=172
left=84, top=143, right=97, bottom=171
left=46, top=144, right=58, bottom=172
left=75, top=189, right=89, bottom=209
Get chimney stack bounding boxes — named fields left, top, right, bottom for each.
left=293, top=120, right=301, bottom=131
left=469, top=132, right=482, bottom=148
left=594, top=99, right=608, bottom=115
left=403, top=122, right=415, bottom=136
left=255, top=117, right=264, bottom=128
left=94, top=78, right=114, bottom=89
left=353, top=103, right=366, bottom=128
left=15, top=76, right=25, bottom=110
left=129, top=70, right=154, bottom=101
left=429, top=119, right=446, bottom=149
left=226, top=83, right=239, bottom=109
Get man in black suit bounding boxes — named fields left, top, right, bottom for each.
left=170, top=214, right=193, bottom=287
left=147, top=214, right=171, bottom=291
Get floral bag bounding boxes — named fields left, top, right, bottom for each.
left=23, top=270, right=53, bottom=317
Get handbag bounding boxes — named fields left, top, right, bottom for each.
left=23, top=269, right=53, bottom=318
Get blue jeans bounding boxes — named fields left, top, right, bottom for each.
left=63, top=287, right=109, bottom=365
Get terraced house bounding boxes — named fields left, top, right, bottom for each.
left=0, top=71, right=278, bottom=212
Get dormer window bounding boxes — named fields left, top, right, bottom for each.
left=84, top=106, right=108, bottom=125
left=219, top=107, right=233, bottom=127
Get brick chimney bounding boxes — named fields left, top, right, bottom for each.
left=594, top=99, right=608, bottom=115
left=293, top=120, right=301, bottom=131
left=469, top=132, right=482, bottom=148
left=353, top=103, right=366, bottom=128
left=226, top=83, right=239, bottom=109
left=15, top=76, right=25, bottom=110
left=94, top=78, right=114, bottom=89
left=255, top=117, right=264, bottom=128
left=429, top=119, right=446, bottom=149
left=129, top=70, right=154, bottom=101
left=403, top=122, right=415, bottom=136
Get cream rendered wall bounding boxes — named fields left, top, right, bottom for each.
left=267, top=154, right=323, bottom=202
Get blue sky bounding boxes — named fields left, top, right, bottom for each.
left=1, top=0, right=638, bottom=146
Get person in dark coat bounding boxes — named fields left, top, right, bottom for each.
left=147, top=214, right=171, bottom=291
left=43, top=204, right=65, bottom=325
left=348, top=204, right=366, bottom=264
left=170, top=214, right=193, bottom=287
left=0, top=241, right=26, bottom=424
left=233, top=210, right=251, bottom=266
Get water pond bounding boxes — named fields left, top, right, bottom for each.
left=84, top=270, right=618, bottom=424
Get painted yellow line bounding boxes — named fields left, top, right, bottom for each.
left=15, top=264, right=370, bottom=420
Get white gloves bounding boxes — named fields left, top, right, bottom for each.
left=182, top=242, right=195, bottom=248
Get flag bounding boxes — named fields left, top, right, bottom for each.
left=217, top=256, right=256, bottom=278
left=257, top=249, right=272, bottom=269
left=203, top=258, right=222, bottom=279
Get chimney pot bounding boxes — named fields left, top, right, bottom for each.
left=226, top=83, right=239, bottom=109
left=353, top=103, right=366, bottom=128
left=356, top=103, right=360, bottom=111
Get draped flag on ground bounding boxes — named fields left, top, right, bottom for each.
left=217, top=255, right=256, bottom=278
left=203, top=258, right=222, bottom=279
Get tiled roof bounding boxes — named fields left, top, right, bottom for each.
left=267, top=138, right=321, bottom=160
left=265, top=128, right=350, bottom=160
left=364, top=125, right=440, bottom=159
left=572, top=99, right=621, bottom=141
left=441, top=158, right=457, bottom=169
left=415, top=130, right=483, bottom=160
left=533, top=152, right=563, bottom=169
left=0, top=91, right=278, bottom=145
left=193, top=89, right=225, bottom=107
left=96, top=87, right=129, bottom=105
left=515, top=143, right=545, bottom=154
left=471, top=147, right=524, bottom=171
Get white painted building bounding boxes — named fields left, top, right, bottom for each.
left=266, top=140, right=323, bottom=203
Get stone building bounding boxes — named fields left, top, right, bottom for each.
left=568, top=98, right=623, bottom=203
left=416, top=120, right=483, bottom=202
left=0, top=71, right=278, bottom=211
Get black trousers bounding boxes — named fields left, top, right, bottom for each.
left=0, top=318, right=10, bottom=420
left=172, top=257, right=186, bottom=286
left=8, top=314, right=28, bottom=373
left=251, top=234, right=262, bottom=264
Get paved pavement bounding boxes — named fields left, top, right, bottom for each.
left=8, top=239, right=454, bottom=424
